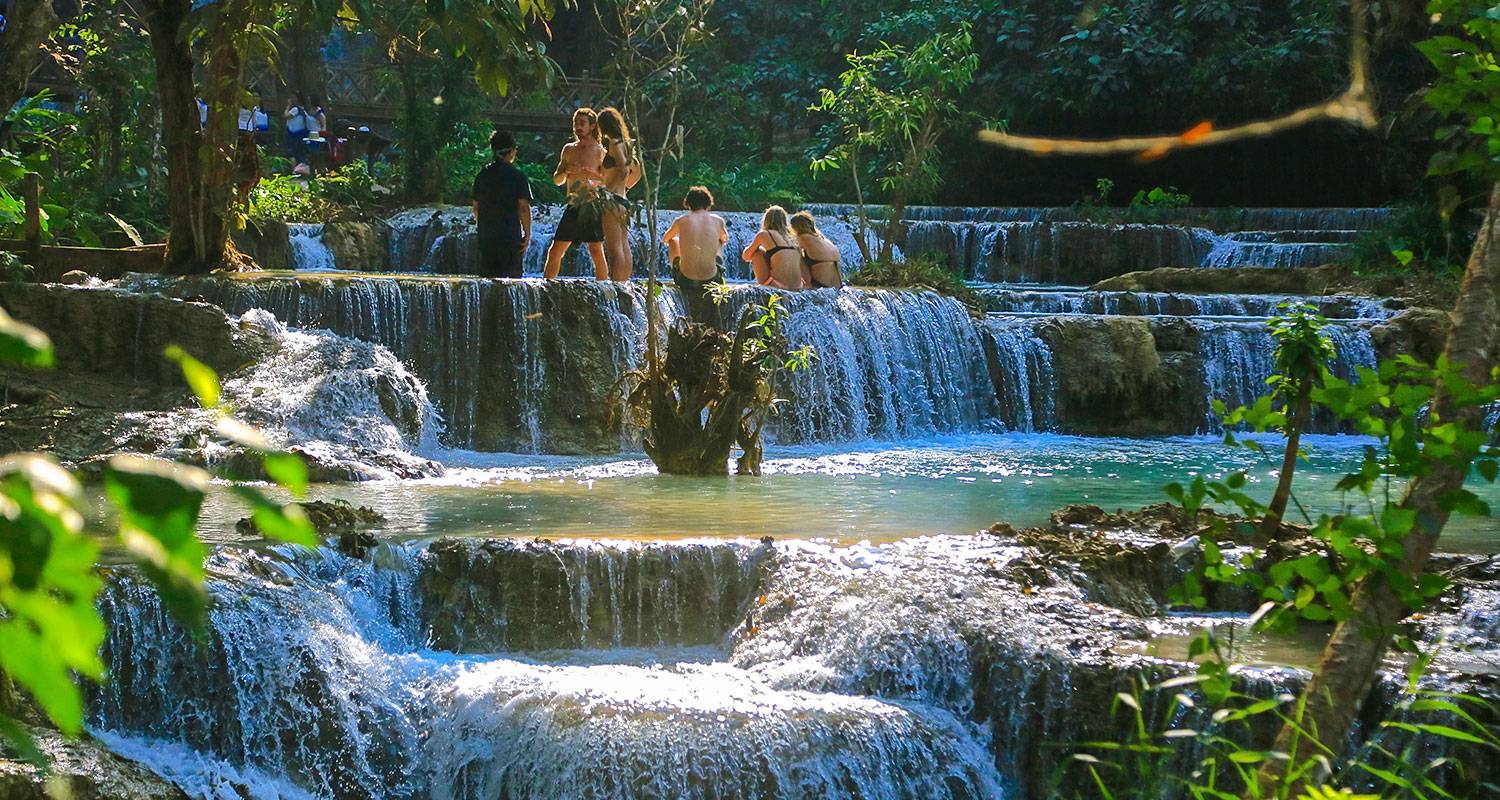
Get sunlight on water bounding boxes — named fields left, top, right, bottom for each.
left=186, top=434, right=1500, bottom=552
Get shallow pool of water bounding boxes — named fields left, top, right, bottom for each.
left=184, top=434, right=1499, bottom=553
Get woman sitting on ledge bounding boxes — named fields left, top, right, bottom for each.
left=791, top=211, right=842, bottom=289
left=742, top=205, right=805, bottom=290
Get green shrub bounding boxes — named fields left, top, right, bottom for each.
left=848, top=254, right=978, bottom=308
left=1349, top=201, right=1466, bottom=281
left=660, top=160, right=817, bottom=211
left=249, top=175, right=338, bottom=223
left=518, top=160, right=564, bottom=205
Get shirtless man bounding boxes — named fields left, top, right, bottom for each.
left=661, top=185, right=728, bottom=319
left=543, top=108, right=609, bottom=280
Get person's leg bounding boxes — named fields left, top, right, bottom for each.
left=750, top=249, right=770, bottom=285
left=499, top=245, right=524, bottom=279
left=543, top=240, right=570, bottom=279
left=587, top=241, right=608, bottom=281
left=603, top=212, right=630, bottom=282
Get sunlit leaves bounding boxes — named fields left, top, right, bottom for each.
left=0, top=308, right=55, bottom=369
left=165, top=344, right=221, bottom=409
left=104, top=456, right=211, bottom=624
left=0, top=455, right=103, bottom=738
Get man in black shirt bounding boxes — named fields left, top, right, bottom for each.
left=472, top=129, right=534, bottom=279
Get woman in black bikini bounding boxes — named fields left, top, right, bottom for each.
left=597, top=107, right=640, bottom=282
left=790, top=211, right=842, bottom=289
left=742, top=205, right=805, bottom=289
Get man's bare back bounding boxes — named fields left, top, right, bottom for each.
left=663, top=210, right=728, bottom=280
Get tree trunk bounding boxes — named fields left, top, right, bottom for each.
left=849, top=151, right=873, bottom=264
left=1259, top=387, right=1310, bottom=540
left=143, top=0, right=241, bottom=274
left=1254, top=183, right=1500, bottom=795
left=0, top=0, right=59, bottom=121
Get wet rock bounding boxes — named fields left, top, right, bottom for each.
left=58, top=269, right=93, bottom=285
left=0, top=283, right=269, bottom=386
left=323, top=221, right=388, bottom=271
left=1371, top=307, right=1451, bottom=366
left=418, top=538, right=770, bottom=651
left=234, top=217, right=293, bottom=270
left=236, top=499, right=386, bottom=551
left=0, top=726, right=189, bottom=800
left=1092, top=265, right=1343, bottom=294
left=1035, top=316, right=1176, bottom=435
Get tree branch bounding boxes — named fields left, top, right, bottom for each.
left=980, top=0, right=1376, bottom=160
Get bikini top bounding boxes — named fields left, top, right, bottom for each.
left=763, top=232, right=798, bottom=259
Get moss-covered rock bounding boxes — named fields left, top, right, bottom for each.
left=1092, top=265, right=1343, bottom=294
left=323, top=221, right=388, bottom=271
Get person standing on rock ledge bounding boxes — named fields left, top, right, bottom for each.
left=472, top=129, right=534, bottom=279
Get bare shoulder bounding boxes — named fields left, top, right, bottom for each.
left=712, top=214, right=727, bottom=228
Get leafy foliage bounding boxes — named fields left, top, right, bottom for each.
left=809, top=25, right=979, bottom=260
left=1062, top=642, right=1498, bottom=799
left=847, top=255, right=979, bottom=310
left=0, top=318, right=314, bottom=765
left=1419, top=0, right=1500, bottom=181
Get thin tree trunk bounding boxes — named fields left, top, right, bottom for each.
left=850, top=150, right=873, bottom=264
left=1254, top=183, right=1500, bottom=795
left=0, top=0, right=58, bottom=122
left=1259, top=388, right=1309, bottom=539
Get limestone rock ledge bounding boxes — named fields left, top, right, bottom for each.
left=0, top=726, right=187, bottom=800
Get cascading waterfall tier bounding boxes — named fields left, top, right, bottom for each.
left=89, top=534, right=1493, bottom=799
left=975, top=286, right=1393, bottom=320
left=794, top=205, right=1388, bottom=283
left=128, top=275, right=681, bottom=454
left=288, top=223, right=338, bottom=272
left=90, top=539, right=1005, bottom=800
left=711, top=286, right=998, bottom=443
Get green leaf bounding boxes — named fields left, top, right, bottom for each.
left=0, top=308, right=54, bottom=368
left=103, top=455, right=210, bottom=623
left=231, top=485, right=316, bottom=547
left=262, top=451, right=309, bottom=496
left=164, top=345, right=220, bottom=409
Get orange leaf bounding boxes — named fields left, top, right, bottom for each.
left=1180, top=121, right=1214, bottom=144
left=1134, top=143, right=1173, bottom=163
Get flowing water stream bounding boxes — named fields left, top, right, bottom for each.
left=90, top=205, right=1500, bottom=799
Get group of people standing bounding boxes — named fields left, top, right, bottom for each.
left=471, top=106, right=844, bottom=303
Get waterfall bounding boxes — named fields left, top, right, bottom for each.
left=90, top=540, right=1005, bottom=800
left=289, top=223, right=338, bottom=272
left=714, top=287, right=997, bottom=443
left=137, top=275, right=682, bottom=454
left=1198, top=319, right=1377, bottom=430
left=974, top=287, right=1393, bottom=320
left=978, top=316, right=1056, bottom=433
left=1201, top=234, right=1349, bottom=269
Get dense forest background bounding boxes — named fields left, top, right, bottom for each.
left=2, top=0, right=1448, bottom=252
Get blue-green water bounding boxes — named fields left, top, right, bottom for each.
left=196, top=433, right=1499, bottom=553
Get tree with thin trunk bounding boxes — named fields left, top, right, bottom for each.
left=810, top=26, right=978, bottom=264
left=0, top=0, right=60, bottom=126
left=1255, top=306, right=1334, bottom=541
left=137, top=0, right=550, bottom=274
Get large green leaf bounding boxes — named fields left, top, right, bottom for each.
left=103, top=456, right=210, bottom=624
left=164, top=345, right=220, bottom=409
left=0, top=309, right=54, bottom=369
left=0, top=455, right=102, bottom=736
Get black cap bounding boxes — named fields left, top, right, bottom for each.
left=490, top=129, right=517, bottom=154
